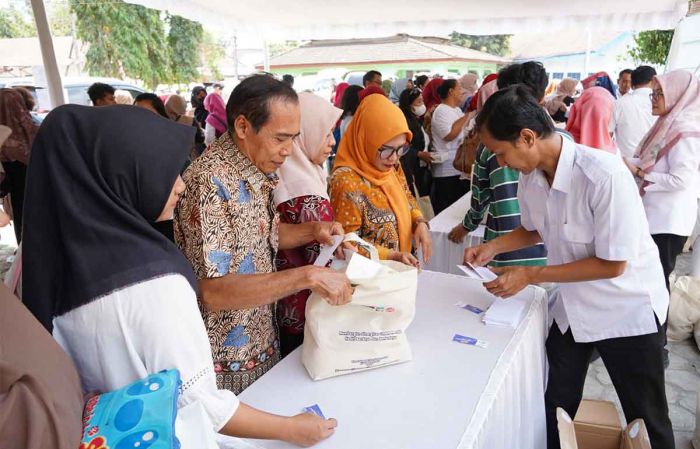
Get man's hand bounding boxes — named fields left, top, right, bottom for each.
left=463, top=242, right=498, bottom=267
left=414, top=222, right=432, bottom=264
left=312, top=221, right=344, bottom=245
left=448, top=224, right=468, bottom=243
left=483, top=266, right=539, bottom=298
left=306, top=266, right=353, bottom=305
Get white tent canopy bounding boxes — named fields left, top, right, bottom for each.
left=31, top=0, right=690, bottom=107
left=125, top=0, right=689, bottom=39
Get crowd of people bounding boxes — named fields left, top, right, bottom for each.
left=0, top=59, right=698, bottom=449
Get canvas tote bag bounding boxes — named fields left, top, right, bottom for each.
left=302, top=234, right=418, bottom=381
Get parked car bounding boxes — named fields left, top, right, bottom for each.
left=0, top=76, right=146, bottom=110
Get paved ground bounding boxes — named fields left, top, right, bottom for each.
left=2, top=223, right=697, bottom=447
left=582, top=252, right=699, bottom=449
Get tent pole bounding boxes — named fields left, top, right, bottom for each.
left=583, top=27, right=591, bottom=79
left=30, top=0, right=65, bottom=108
left=263, top=40, right=271, bottom=73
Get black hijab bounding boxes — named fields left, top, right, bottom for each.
left=190, top=86, right=208, bottom=126
left=22, top=104, right=198, bottom=331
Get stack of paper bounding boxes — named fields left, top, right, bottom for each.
left=457, top=264, right=498, bottom=282
left=482, top=294, right=529, bottom=328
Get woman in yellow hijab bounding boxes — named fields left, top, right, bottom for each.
left=330, top=94, right=432, bottom=266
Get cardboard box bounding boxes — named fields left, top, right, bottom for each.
left=557, top=400, right=651, bottom=449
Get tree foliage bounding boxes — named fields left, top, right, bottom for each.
left=167, top=15, right=203, bottom=84
left=0, top=7, right=35, bottom=38
left=70, top=0, right=171, bottom=89
left=627, top=30, right=674, bottom=66
left=449, top=32, right=511, bottom=57
left=201, top=31, right=225, bottom=80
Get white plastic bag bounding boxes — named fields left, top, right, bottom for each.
left=302, top=234, right=418, bottom=381
left=667, top=274, right=700, bottom=350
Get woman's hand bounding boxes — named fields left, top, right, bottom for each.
left=388, top=250, right=420, bottom=268
left=283, top=413, right=338, bottom=447
left=413, top=222, right=432, bottom=264
left=417, top=151, right=433, bottom=163
left=448, top=224, right=468, bottom=243
left=483, top=266, right=539, bottom=298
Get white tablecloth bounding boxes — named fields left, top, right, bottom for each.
left=423, top=192, right=485, bottom=275
left=226, top=271, right=547, bottom=449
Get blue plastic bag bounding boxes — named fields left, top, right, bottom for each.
left=80, top=369, right=181, bottom=449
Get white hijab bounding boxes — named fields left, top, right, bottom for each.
left=273, top=92, right=343, bottom=206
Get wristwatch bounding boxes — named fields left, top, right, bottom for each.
left=635, top=167, right=645, bottom=179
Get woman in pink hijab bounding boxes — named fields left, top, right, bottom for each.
left=272, top=92, right=344, bottom=356
left=624, top=70, right=700, bottom=290
left=565, top=86, right=617, bottom=153
left=203, top=92, right=228, bottom=146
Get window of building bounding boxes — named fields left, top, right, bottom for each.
left=567, top=72, right=581, bottom=80
left=552, top=72, right=564, bottom=80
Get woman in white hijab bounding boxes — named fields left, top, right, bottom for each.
left=273, top=92, right=344, bottom=356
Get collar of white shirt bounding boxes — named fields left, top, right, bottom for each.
left=532, top=134, right=575, bottom=194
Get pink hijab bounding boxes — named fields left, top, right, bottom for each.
left=204, top=93, right=227, bottom=135
left=459, top=73, right=479, bottom=97
left=477, top=79, right=499, bottom=112
left=566, top=86, right=617, bottom=153
left=273, top=92, right=343, bottom=206
left=637, top=70, right=700, bottom=173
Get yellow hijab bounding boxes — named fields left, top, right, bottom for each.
left=334, top=94, right=414, bottom=252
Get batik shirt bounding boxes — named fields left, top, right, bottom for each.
left=174, top=133, right=280, bottom=394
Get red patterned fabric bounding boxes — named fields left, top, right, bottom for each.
left=275, top=195, right=334, bottom=335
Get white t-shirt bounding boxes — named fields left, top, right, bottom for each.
left=53, top=274, right=239, bottom=431
left=430, top=104, right=465, bottom=178
left=204, top=122, right=217, bottom=146
left=518, top=137, right=668, bottom=343
left=609, top=87, right=656, bottom=159
left=640, top=136, right=700, bottom=236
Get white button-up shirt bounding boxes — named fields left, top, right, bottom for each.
left=518, top=137, right=668, bottom=342
left=609, top=87, right=656, bottom=159
left=641, top=137, right=700, bottom=236
left=431, top=104, right=465, bottom=178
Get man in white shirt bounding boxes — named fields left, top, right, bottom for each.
left=465, top=86, right=674, bottom=449
left=609, top=66, right=657, bottom=158
left=616, top=68, right=633, bottom=98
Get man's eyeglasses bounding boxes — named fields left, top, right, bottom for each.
left=378, top=143, right=410, bottom=159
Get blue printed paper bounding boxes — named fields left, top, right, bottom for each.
left=302, top=404, right=326, bottom=419
left=452, top=334, right=488, bottom=348
left=455, top=301, right=485, bottom=315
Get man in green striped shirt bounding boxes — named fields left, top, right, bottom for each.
left=449, top=62, right=565, bottom=267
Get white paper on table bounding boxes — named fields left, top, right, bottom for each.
left=457, top=263, right=497, bottom=282
left=482, top=295, right=529, bottom=328
left=344, top=251, right=394, bottom=282
left=313, top=234, right=344, bottom=267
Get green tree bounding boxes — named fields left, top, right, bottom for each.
left=449, top=32, right=511, bottom=57
left=167, top=15, right=203, bottom=84
left=69, top=0, right=170, bottom=89
left=201, top=31, right=225, bottom=80
left=48, top=1, right=74, bottom=37
left=0, top=7, right=35, bottom=38
left=627, top=30, right=674, bottom=66
left=269, top=40, right=300, bottom=57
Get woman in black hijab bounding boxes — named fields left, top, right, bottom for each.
left=22, top=104, right=337, bottom=446
left=191, top=85, right=208, bottom=127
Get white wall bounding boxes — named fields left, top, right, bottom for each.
left=534, top=33, right=639, bottom=81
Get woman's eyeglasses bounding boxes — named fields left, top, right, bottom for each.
left=649, top=90, right=664, bottom=101
left=378, top=143, right=410, bottom=159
